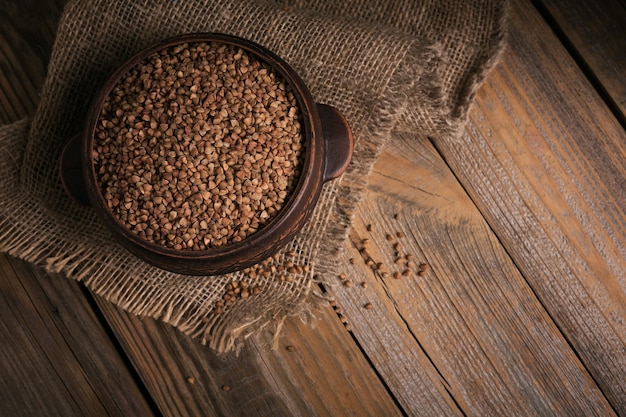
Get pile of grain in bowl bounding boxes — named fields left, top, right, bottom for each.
left=92, top=41, right=304, bottom=250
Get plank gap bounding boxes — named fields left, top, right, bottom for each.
left=419, top=127, right=618, bottom=414
left=346, top=229, right=477, bottom=415
left=317, top=281, right=411, bottom=417
left=530, top=0, right=626, bottom=129
left=77, top=284, right=165, bottom=417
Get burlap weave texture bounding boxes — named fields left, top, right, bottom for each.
left=0, top=0, right=507, bottom=352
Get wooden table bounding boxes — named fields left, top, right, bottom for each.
left=1, top=0, right=624, bottom=415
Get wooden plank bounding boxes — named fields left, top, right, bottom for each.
left=534, top=0, right=626, bottom=122
left=0, top=34, right=39, bottom=122
left=0, top=255, right=157, bottom=417
left=429, top=0, right=626, bottom=412
left=325, top=130, right=616, bottom=416
left=253, top=304, right=419, bottom=416
left=0, top=0, right=63, bottom=123
left=93, top=294, right=405, bottom=417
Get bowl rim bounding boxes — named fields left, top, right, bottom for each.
left=82, top=32, right=325, bottom=266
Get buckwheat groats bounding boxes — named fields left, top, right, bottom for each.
left=92, top=42, right=304, bottom=250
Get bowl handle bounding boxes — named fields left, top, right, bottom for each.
left=318, top=104, right=353, bottom=182
left=59, top=133, right=91, bottom=206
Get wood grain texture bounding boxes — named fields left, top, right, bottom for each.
left=93, top=294, right=404, bottom=417
left=0, top=255, right=157, bottom=417
left=535, top=0, right=626, bottom=122
left=2, top=0, right=625, bottom=416
left=327, top=131, right=616, bottom=416
left=251, top=306, right=405, bottom=417
left=431, top=0, right=626, bottom=412
left=93, top=299, right=288, bottom=417
left=0, top=0, right=63, bottom=123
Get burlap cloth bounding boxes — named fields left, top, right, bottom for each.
left=0, top=0, right=507, bottom=352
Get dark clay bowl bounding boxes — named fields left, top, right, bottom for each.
left=60, top=33, right=352, bottom=276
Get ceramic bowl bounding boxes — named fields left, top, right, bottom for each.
left=60, top=33, right=353, bottom=276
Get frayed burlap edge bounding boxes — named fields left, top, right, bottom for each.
left=0, top=1, right=509, bottom=353
left=315, top=40, right=446, bottom=278
left=0, top=41, right=445, bottom=354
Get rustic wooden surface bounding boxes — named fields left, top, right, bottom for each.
left=1, top=0, right=624, bottom=416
